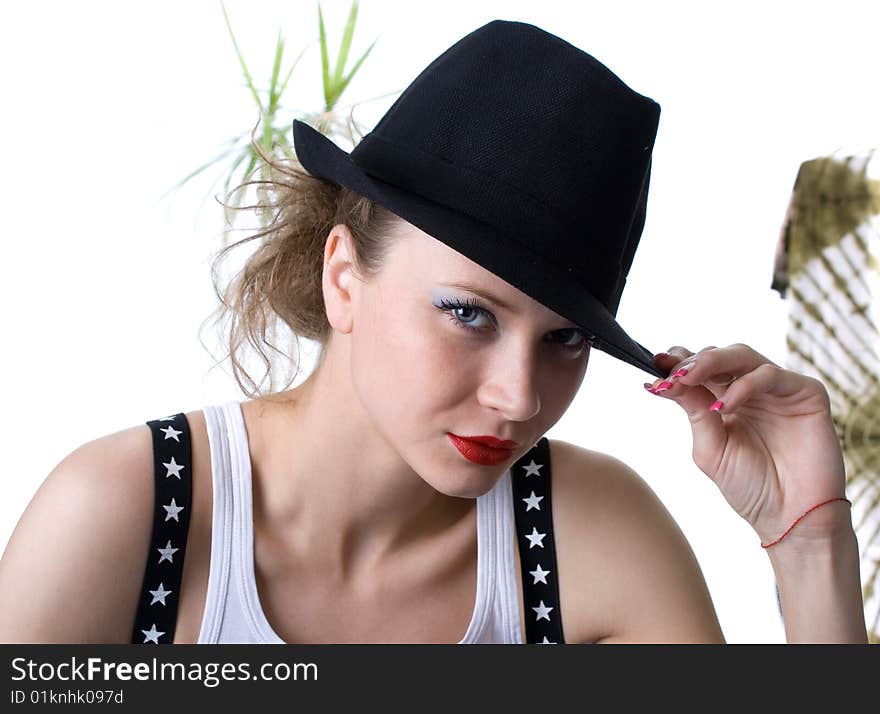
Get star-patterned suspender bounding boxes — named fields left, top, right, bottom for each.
left=129, top=413, right=192, bottom=644
left=510, top=437, right=565, bottom=644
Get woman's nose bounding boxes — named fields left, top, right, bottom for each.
left=475, top=348, right=542, bottom=422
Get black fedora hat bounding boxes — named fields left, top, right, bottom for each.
left=293, top=19, right=666, bottom=379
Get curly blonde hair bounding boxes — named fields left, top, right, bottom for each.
left=201, top=132, right=404, bottom=400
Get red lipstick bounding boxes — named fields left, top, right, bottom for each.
left=463, top=435, right=519, bottom=449
left=448, top=433, right=517, bottom=466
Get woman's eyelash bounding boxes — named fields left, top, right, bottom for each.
left=435, top=297, right=590, bottom=350
left=437, top=297, right=496, bottom=331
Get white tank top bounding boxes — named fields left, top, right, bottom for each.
left=196, top=400, right=525, bottom=644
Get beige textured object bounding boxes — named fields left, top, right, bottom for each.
left=773, top=148, right=880, bottom=642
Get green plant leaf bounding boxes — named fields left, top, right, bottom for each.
left=278, top=44, right=307, bottom=98
left=220, top=0, right=264, bottom=112
left=159, top=142, right=242, bottom=202
left=259, top=30, right=287, bottom=150
left=241, top=150, right=259, bottom=185
left=318, top=2, right=330, bottom=108
left=223, top=149, right=252, bottom=198
left=333, top=0, right=360, bottom=86
left=276, top=130, right=294, bottom=158
left=267, top=29, right=285, bottom=114
left=319, top=0, right=378, bottom=112
left=171, top=0, right=381, bottom=230
left=336, top=36, right=378, bottom=104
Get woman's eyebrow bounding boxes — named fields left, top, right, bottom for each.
left=438, top=281, right=581, bottom=331
left=439, top=281, right=516, bottom=312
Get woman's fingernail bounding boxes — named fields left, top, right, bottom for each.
left=709, top=400, right=724, bottom=412
left=643, top=382, right=659, bottom=393
left=672, top=368, right=689, bottom=378
left=655, top=381, right=674, bottom=392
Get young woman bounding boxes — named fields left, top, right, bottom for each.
left=0, top=20, right=867, bottom=644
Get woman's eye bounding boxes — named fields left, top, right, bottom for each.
left=436, top=298, right=590, bottom=353
left=553, top=329, right=589, bottom=351
left=437, top=298, right=494, bottom=332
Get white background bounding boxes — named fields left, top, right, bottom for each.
left=1, top=0, right=878, bottom=643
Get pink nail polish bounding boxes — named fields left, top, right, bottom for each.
left=655, top=381, right=674, bottom=392
left=672, top=368, right=689, bottom=378
left=709, top=400, right=724, bottom=412
left=643, top=382, right=658, bottom=393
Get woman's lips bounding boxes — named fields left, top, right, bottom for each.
left=447, top=433, right=515, bottom=466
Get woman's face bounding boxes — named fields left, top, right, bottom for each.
left=345, top=220, right=591, bottom=498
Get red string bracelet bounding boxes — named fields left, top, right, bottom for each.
left=760, top=497, right=852, bottom=549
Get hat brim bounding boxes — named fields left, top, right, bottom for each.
left=293, top=120, right=666, bottom=379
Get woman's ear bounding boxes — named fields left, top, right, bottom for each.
left=322, top=224, right=358, bottom=334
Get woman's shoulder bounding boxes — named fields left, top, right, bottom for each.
left=0, top=421, right=160, bottom=642
left=545, top=437, right=657, bottom=528
left=545, top=438, right=725, bottom=643
left=546, top=438, right=640, bottom=493
left=69, top=408, right=208, bottom=497
left=0, top=409, right=215, bottom=643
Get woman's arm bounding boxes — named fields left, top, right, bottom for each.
left=645, top=346, right=868, bottom=643
left=766, top=504, right=867, bottom=643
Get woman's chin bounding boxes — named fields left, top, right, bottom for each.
left=423, top=468, right=507, bottom=500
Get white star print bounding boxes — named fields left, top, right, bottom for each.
left=522, top=459, right=543, bottom=477
left=163, top=456, right=185, bottom=479
left=157, top=540, right=178, bottom=564
left=160, top=425, right=182, bottom=442
left=149, top=583, right=172, bottom=606
left=524, top=526, right=546, bottom=549
left=158, top=416, right=176, bottom=422
left=530, top=564, right=550, bottom=584
left=540, top=636, right=556, bottom=644
left=532, top=600, right=554, bottom=622
left=163, top=497, right=184, bottom=522
left=522, top=490, right=544, bottom=511
left=141, top=623, right=165, bottom=644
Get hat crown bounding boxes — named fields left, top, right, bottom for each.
left=350, top=20, right=660, bottom=308
left=373, top=21, right=656, bottom=208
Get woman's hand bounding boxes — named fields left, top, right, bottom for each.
left=645, top=345, right=850, bottom=547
